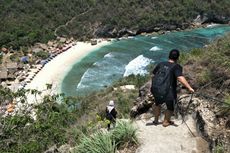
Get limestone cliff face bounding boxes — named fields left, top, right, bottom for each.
left=93, top=14, right=230, bottom=38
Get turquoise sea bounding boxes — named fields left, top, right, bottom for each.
left=61, top=25, right=230, bottom=96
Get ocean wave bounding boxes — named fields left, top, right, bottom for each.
left=151, top=36, right=158, bottom=39
left=149, top=46, right=162, bottom=51
left=207, top=24, right=219, bottom=28
left=128, top=36, right=134, bottom=39
left=104, top=52, right=114, bottom=58
left=77, top=56, right=126, bottom=91
left=123, top=55, right=153, bottom=77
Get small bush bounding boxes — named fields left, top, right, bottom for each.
left=190, top=48, right=203, bottom=57
left=116, top=94, right=134, bottom=118
left=114, top=74, right=150, bottom=88
left=218, top=95, right=230, bottom=116
left=197, top=69, right=212, bottom=85
left=214, top=143, right=224, bottom=153
left=35, top=51, right=49, bottom=59
left=112, top=120, right=138, bottom=148
left=0, top=53, right=3, bottom=64
left=75, top=132, right=115, bottom=153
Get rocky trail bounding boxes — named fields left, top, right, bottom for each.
left=134, top=115, right=210, bottom=153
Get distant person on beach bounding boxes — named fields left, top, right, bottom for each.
left=106, top=100, right=117, bottom=130
left=151, top=49, right=194, bottom=127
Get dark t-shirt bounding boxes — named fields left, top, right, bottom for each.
left=152, top=61, right=183, bottom=100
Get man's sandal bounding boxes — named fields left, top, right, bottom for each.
left=162, top=121, right=175, bottom=127
left=152, top=121, right=160, bottom=126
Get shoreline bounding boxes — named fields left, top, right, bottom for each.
left=25, top=40, right=111, bottom=98
left=21, top=24, right=230, bottom=93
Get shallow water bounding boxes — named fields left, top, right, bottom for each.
left=61, top=25, right=230, bottom=96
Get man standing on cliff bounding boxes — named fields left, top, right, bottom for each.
left=151, top=49, right=194, bottom=127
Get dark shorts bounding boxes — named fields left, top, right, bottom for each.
left=155, top=99, right=176, bottom=111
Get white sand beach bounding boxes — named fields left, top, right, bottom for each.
left=25, top=41, right=110, bottom=102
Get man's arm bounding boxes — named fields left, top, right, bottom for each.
left=177, top=76, right=194, bottom=93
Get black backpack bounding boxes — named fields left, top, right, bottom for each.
left=151, top=63, right=176, bottom=102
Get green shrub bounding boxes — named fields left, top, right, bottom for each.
left=75, top=132, right=116, bottom=153
left=214, top=143, right=224, bottom=153
left=0, top=53, right=3, bottom=64
left=111, top=120, right=138, bottom=148
left=197, top=69, right=212, bottom=85
left=116, top=93, right=134, bottom=118
left=9, top=53, right=20, bottom=62
left=0, top=89, right=81, bottom=153
left=190, top=48, right=203, bottom=57
left=114, top=74, right=150, bottom=88
left=218, top=95, right=230, bottom=116
left=35, top=51, right=49, bottom=59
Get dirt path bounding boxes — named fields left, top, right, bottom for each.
left=134, top=115, right=210, bottom=153
left=54, top=9, right=93, bottom=37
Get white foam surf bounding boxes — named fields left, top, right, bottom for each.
left=151, top=36, right=158, bottom=39
left=104, top=52, right=114, bottom=58
left=149, top=46, right=162, bottom=51
left=123, top=55, right=153, bottom=77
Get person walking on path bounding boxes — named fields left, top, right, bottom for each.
left=106, top=100, right=117, bottom=130
left=151, top=49, right=194, bottom=127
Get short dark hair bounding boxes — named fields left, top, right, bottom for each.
left=169, top=49, right=180, bottom=60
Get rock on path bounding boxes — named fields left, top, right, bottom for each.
left=135, top=115, right=210, bottom=153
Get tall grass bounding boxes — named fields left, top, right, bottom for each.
left=74, top=120, right=138, bottom=152
left=112, top=120, right=138, bottom=148
left=75, top=132, right=116, bottom=153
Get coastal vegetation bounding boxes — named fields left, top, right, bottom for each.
left=0, top=1, right=230, bottom=152
left=0, top=74, right=142, bottom=152
left=0, top=33, right=230, bottom=152
left=75, top=120, right=138, bottom=153
left=1, top=0, right=230, bottom=49
left=180, top=34, right=230, bottom=93
left=0, top=32, right=230, bottom=152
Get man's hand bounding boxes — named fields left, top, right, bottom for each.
left=178, top=76, right=194, bottom=93
left=188, top=87, right=195, bottom=93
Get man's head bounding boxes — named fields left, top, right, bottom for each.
left=169, top=49, right=180, bottom=61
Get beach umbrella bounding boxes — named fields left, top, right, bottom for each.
left=49, top=54, right=56, bottom=58
left=20, top=56, right=29, bottom=63
left=40, top=60, right=48, bottom=65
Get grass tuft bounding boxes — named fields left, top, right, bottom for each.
left=112, top=120, right=138, bottom=148
left=75, top=132, right=115, bottom=153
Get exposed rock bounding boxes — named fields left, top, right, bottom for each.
left=194, top=14, right=230, bottom=25
left=95, top=23, right=189, bottom=38
left=131, top=78, right=230, bottom=152
left=57, top=144, right=71, bottom=153
left=118, top=28, right=137, bottom=37
left=120, top=85, right=135, bottom=91
left=44, top=145, right=58, bottom=153
left=174, top=94, right=230, bottom=152
left=193, top=14, right=209, bottom=25
left=95, top=25, right=118, bottom=38
left=130, top=81, right=154, bottom=118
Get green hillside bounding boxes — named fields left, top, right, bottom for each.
left=1, top=0, right=230, bottom=49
